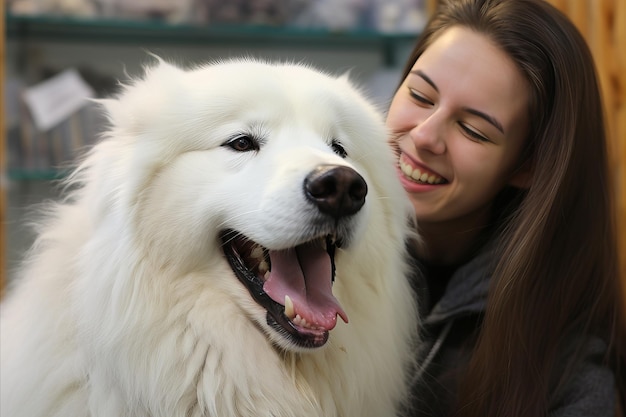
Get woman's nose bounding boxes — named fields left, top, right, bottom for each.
left=410, top=111, right=446, bottom=155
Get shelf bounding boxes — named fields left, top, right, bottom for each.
left=5, top=14, right=419, bottom=182
left=5, top=14, right=418, bottom=66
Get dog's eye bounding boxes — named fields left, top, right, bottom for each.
left=331, top=139, right=348, bottom=158
left=224, top=135, right=259, bottom=152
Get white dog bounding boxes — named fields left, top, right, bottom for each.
left=1, top=58, right=418, bottom=417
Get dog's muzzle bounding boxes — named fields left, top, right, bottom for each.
left=221, top=164, right=367, bottom=349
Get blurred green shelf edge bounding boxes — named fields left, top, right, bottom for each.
left=6, top=14, right=419, bottom=65
left=6, top=169, right=69, bottom=181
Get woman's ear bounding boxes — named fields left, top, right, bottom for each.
left=508, top=159, right=533, bottom=189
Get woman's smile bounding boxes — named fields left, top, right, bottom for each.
left=399, top=153, right=448, bottom=185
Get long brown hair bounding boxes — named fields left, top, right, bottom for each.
left=398, top=0, right=626, bottom=415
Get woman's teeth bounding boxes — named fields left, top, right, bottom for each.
left=399, top=159, right=446, bottom=184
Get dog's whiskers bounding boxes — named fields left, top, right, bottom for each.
left=216, top=209, right=263, bottom=232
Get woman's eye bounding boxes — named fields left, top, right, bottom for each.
left=408, top=88, right=434, bottom=106
left=459, top=123, right=490, bottom=143
left=225, top=135, right=258, bottom=152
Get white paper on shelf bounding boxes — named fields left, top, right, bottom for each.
left=23, top=68, right=95, bottom=132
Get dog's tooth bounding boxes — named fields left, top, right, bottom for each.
left=284, top=295, right=295, bottom=319
left=258, top=260, right=269, bottom=274
left=292, top=314, right=315, bottom=329
left=263, top=271, right=270, bottom=281
left=251, top=246, right=264, bottom=260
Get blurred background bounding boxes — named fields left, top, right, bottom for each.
left=1, top=0, right=624, bottom=298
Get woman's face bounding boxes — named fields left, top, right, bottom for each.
left=387, top=26, right=531, bottom=230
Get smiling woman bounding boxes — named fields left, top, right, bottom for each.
left=387, top=0, right=626, bottom=416
left=388, top=26, right=530, bottom=232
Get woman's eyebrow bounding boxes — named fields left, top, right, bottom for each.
left=410, top=69, right=504, bottom=134
left=410, top=70, right=439, bottom=92
left=462, top=107, right=504, bottom=134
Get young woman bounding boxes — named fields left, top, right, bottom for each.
left=386, top=0, right=626, bottom=416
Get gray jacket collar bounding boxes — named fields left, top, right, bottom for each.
left=422, top=242, right=495, bottom=327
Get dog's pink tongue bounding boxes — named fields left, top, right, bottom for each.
left=263, top=242, right=348, bottom=330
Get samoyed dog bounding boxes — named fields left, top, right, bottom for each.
left=1, top=58, right=418, bottom=417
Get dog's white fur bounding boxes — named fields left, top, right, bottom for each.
left=1, top=58, right=418, bottom=417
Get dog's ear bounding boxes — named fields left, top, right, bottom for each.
left=139, top=51, right=186, bottom=81
left=142, top=54, right=182, bottom=77
left=95, top=59, right=183, bottom=135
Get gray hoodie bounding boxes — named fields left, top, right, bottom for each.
left=402, top=242, right=617, bottom=417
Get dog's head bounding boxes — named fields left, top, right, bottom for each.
left=84, top=58, right=406, bottom=351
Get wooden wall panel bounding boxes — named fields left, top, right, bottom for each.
left=1, top=2, right=5, bottom=298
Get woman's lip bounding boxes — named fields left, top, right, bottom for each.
left=398, top=153, right=448, bottom=184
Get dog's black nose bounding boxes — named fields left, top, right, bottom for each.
left=304, top=165, right=368, bottom=219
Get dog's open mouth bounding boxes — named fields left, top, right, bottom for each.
left=221, top=230, right=348, bottom=349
